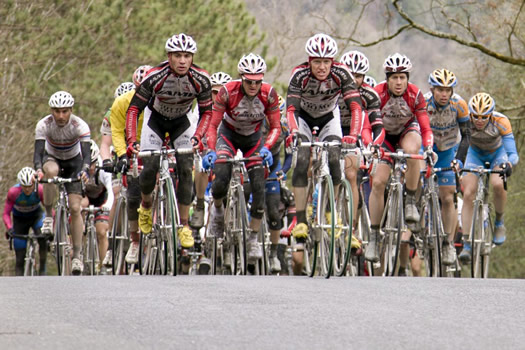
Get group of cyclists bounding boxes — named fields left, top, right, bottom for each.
left=3, top=32, right=518, bottom=276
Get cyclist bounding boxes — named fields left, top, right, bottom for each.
left=424, top=68, right=470, bottom=265
left=201, top=53, right=281, bottom=262
left=3, top=167, right=47, bottom=276
left=190, top=71, right=232, bottom=229
left=126, top=33, right=212, bottom=250
left=286, top=34, right=364, bottom=271
left=81, top=140, right=114, bottom=272
left=106, top=66, right=152, bottom=265
left=34, top=91, right=91, bottom=275
left=364, top=53, right=434, bottom=263
left=458, top=93, right=518, bottom=262
left=339, top=50, right=384, bottom=241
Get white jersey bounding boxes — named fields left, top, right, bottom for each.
left=35, top=114, right=91, bottom=160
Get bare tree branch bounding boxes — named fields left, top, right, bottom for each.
left=352, top=23, right=413, bottom=47
left=507, top=0, right=525, bottom=57
left=392, top=0, right=525, bottom=66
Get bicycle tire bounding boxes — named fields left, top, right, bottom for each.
left=259, top=214, right=270, bottom=275
left=237, top=187, right=248, bottom=275
left=164, top=177, right=178, bottom=276
left=481, top=212, right=493, bottom=278
left=334, top=179, right=353, bottom=277
left=391, top=184, right=403, bottom=276
left=111, top=197, right=129, bottom=275
left=55, top=206, right=71, bottom=276
left=470, top=200, right=483, bottom=278
left=430, top=193, right=444, bottom=277
left=357, top=190, right=374, bottom=276
left=317, top=175, right=335, bottom=278
left=381, top=185, right=400, bottom=276
left=24, top=242, right=35, bottom=276
left=138, top=233, right=154, bottom=275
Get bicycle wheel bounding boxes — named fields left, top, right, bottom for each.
left=85, top=226, right=97, bottom=276
left=334, top=179, right=353, bottom=277
left=24, top=242, right=35, bottom=277
left=470, top=201, right=484, bottom=278
left=382, top=184, right=402, bottom=277
left=225, top=186, right=247, bottom=275
left=317, top=175, right=335, bottom=278
left=55, top=206, right=71, bottom=276
left=430, top=193, right=444, bottom=277
left=357, top=188, right=374, bottom=276
left=112, top=197, right=129, bottom=275
left=139, top=233, right=155, bottom=275
left=236, top=188, right=248, bottom=275
left=164, top=177, right=179, bottom=276
left=481, top=212, right=493, bottom=278
left=258, top=215, right=270, bottom=275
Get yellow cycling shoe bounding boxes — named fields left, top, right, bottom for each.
left=138, top=205, right=153, bottom=234
left=292, top=223, right=308, bottom=239
left=351, top=235, right=362, bottom=250
left=178, top=225, right=195, bottom=249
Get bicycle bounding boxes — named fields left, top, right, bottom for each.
left=412, top=161, right=453, bottom=277
left=293, top=136, right=337, bottom=278
left=378, top=150, right=425, bottom=277
left=39, top=176, right=81, bottom=276
left=461, top=163, right=507, bottom=278
left=81, top=205, right=102, bottom=275
left=210, top=154, right=262, bottom=276
left=137, top=147, right=193, bottom=276
left=8, top=230, right=52, bottom=276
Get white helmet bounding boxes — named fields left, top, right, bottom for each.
left=49, top=91, right=74, bottom=108
left=340, top=50, right=369, bottom=74
left=210, top=72, right=232, bottom=86
left=90, top=140, right=100, bottom=164
left=114, top=82, right=135, bottom=98
left=165, top=33, right=197, bottom=53
left=364, top=75, right=377, bottom=87
left=383, top=53, right=412, bottom=73
left=17, top=167, right=35, bottom=187
left=132, top=65, right=153, bottom=86
left=238, top=53, right=267, bottom=80
left=305, top=34, right=338, bottom=58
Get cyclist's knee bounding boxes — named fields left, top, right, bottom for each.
left=139, top=156, right=159, bottom=195
left=292, top=146, right=310, bottom=187
left=43, top=161, right=59, bottom=176
left=266, top=193, right=282, bottom=230
left=248, top=166, right=265, bottom=218
left=326, top=138, right=341, bottom=185
left=211, top=162, right=231, bottom=200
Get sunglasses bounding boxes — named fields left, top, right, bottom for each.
left=212, top=89, right=221, bottom=94
left=243, top=78, right=263, bottom=86
left=471, top=114, right=491, bottom=120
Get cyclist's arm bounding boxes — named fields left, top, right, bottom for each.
left=125, top=84, right=152, bottom=145
left=286, top=70, right=303, bottom=133
left=110, top=96, right=129, bottom=157
left=454, top=98, right=470, bottom=164
left=33, top=139, right=46, bottom=171
left=341, top=83, right=364, bottom=143
left=361, top=112, right=373, bottom=146
left=98, top=170, right=114, bottom=209
left=80, top=141, right=91, bottom=172
left=495, top=113, right=519, bottom=166
left=503, top=134, right=519, bottom=166
left=366, top=88, right=385, bottom=145
left=414, top=91, right=434, bottom=148
left=3, top=188, right=17, bottom=231
left=264, top=88, right=281, bottom=149
left=193, top=72, right=213, bottom=141
left=205, top=86, right=228, bottom=150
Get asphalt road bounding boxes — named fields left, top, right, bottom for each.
left=1, top=276, right=524, bottom=349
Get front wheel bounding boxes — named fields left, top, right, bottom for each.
left=334, top=179, right=353, bottom=277
left=112, top=197, right=129, bottom=275
left=316, top=175, right=335, bottom=278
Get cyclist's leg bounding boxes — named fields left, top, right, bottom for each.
left=62, top=155, right=85, bottom=262
left=94, top=208, right=110, bottom=264
left=318, top=114, right=342, bottom=189
left=192, top=136, right=210, bottom=228
left=32, top=211, right=47, bottom=275
left=13, top=216, right=30, bottom=276
left=490, top=147, right=509, bottom=244
left=42, top=157, right=59, bottom=217
left=344, top=155, right=359, bottom=225
left=399, top=127, right=422, bottom=222
left=291, top=118, right=312, bottom=235
left=266, top=156, right=283, bottom=270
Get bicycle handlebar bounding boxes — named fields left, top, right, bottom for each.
left=137, top=147, right=194, bottom=158
left=38, top=176, right=81, bottom=184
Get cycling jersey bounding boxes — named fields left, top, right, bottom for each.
left=469, top=111, right=519, bottom=165
left=206, top=80, right=281, bottom=151
left=111, top=89, right=144, bottom=157
left=3, top=184, right=44, bottom=231
left=126, top=61, right=212, bottom=145
left=35, top=114, right=91, bottom=160
left=424, top=92, right=469, bottom=153
left=374, top=82, right=433, bottom=147
left=340, top=82, right=384, bottom=145
left=286, top=62, right=364, bottom=141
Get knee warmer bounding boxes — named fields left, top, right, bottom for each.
left=292, top=145, right=310, bottom=187
left=139, top=156, right=160, bottom=195
left=265, top=192, right=282, bottom=230
left=211, top=162, right=232, bottom=200
left=248, top=166, right=265, bottom=220
left=176, top=153, right=193, bottom=205
left=127, top=177, right=141, bottom=220
left=326, top=136, right=342, bottom=186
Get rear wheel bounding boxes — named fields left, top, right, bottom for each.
left=481, top=212, right=493, bottom=278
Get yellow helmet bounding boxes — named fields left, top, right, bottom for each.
left=468, top=93, right=495, bottom=116
left=428, top=68, right=457, bottom=88
left=278, top=94, right=286, bottom=113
